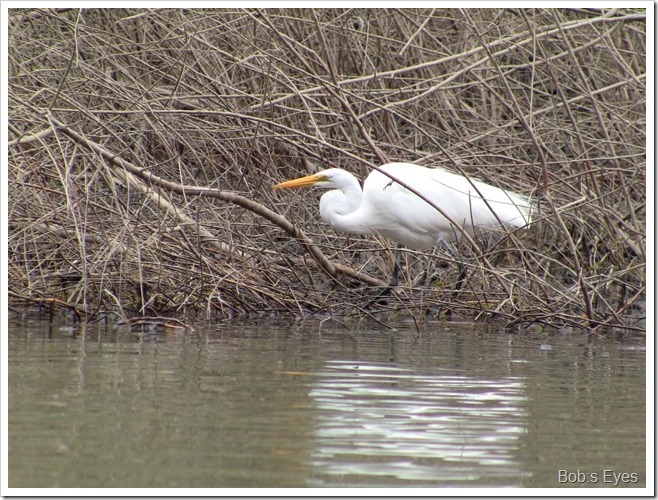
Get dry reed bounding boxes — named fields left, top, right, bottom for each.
left=8, top=8, right=646, bottom=331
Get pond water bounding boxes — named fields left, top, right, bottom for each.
left=7, top=316, right=647, bottom=491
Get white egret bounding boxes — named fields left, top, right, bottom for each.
left=274, top=162, right=532, bottom=289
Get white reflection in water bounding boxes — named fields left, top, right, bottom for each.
left=309, top=361, right=530, bottom=485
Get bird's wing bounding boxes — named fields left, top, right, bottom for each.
left=363, top=164, right=531, bottom=249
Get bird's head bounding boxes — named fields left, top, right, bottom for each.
left=273, top=168, right=358, bottom=191
left=273, top=168, right=363, bottom=223
left=272, top=168, right=359, bottom=190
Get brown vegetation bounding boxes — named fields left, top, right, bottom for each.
left=8, top=8, right=646, bottom=331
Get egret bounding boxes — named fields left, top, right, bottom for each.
left=274, top=162, right=532, bottom=290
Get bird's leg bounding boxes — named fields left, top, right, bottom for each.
left=438, top=238, right=467, bottom=294
left=454, top=262, right=467, bottom=293
left=365, top=246, right=402, bottom=307
left=388, top=246, right=402, bottom=287
left=411, top=260, right=429, bottom=287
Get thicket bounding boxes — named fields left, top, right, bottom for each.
left=8, top=8, right=646, bottom=331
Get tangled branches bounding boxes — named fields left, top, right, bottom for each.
left=8, top=8, right=646, bottom=331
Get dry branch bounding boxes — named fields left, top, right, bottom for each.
left=8, top=7, right=646, bottom=331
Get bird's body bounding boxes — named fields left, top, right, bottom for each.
left=274, top=162, right=532, bottom=251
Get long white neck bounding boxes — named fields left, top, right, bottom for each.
left=318, top=176, right=371, bottom=234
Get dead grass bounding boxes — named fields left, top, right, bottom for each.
left=8, top=8, right=646, bottom=331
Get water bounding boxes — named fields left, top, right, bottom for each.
left=7, top=317, right=647, bottom=490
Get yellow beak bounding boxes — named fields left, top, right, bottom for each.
left=273, top=173, right=326, bottom=190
